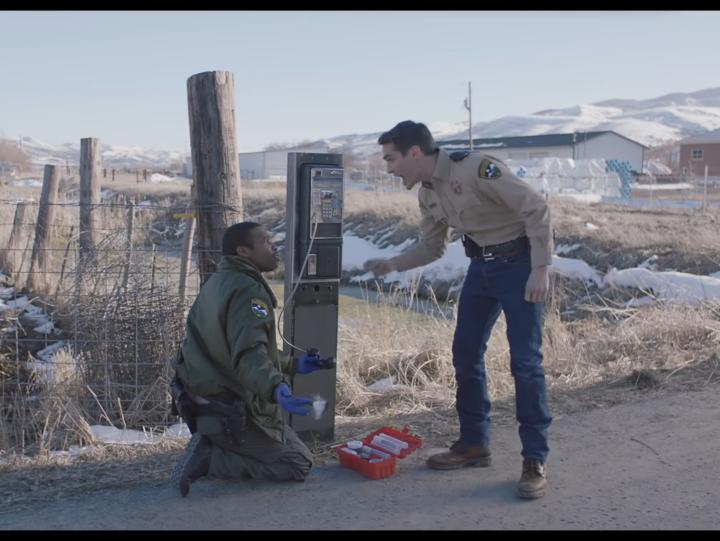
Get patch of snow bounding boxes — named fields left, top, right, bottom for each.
left=367, top=377, right=395, bottom=393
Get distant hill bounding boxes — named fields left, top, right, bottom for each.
left=322, top=86, right=720, bottom=160
left=13, top=137, right=185, bottom=170
left=12, top=87, right=720, bottom=168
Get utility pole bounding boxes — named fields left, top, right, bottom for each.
left=463, top=82, right=473, bottom=151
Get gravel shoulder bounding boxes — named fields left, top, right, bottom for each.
left=1, top=377, right=719, bottom=530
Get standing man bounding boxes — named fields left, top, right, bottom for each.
left=171, top=222, right=331, bottom=496
left=363, top=121, right=553, bottom=499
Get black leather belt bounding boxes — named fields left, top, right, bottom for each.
left=462, top=235, right=529, bottom=261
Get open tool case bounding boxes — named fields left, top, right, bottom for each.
left=336, top=425, right=423, bottom=480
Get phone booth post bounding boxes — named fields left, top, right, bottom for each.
left=283, top=152, right=344, bottom=442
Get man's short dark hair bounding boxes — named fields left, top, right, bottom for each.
left=378, top=120, right=438, bottom=156
left=222, top=222, right=262, bottom=255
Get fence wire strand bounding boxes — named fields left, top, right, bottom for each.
left=0, top=196, right=226, bottom=449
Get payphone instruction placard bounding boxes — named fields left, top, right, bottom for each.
left=310, top=167, right=344, bottom=228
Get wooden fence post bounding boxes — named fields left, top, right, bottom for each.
left=121, top=201, right=135, bottom=294
left=703, top=165, right=709, bottom=212
left=186, top=70, right=243, bottom=285
left=54, top=225, right=75, bottom=304
left=149, top=243, right=157, bottom=295
left=3, top=202, right=28, bottom=277
left=178, top=216, right=196, bottom=307
left=79, top=138, right=102, bottom=263
left=28, top=164, right=60, bottom=291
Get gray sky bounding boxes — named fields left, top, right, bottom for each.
left=1, top=10, right=719, bottom=152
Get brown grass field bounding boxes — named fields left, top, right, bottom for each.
left=0, top=176, right=719, bottom=508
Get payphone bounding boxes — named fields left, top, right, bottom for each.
left=283, top=152, right=343, bottom=441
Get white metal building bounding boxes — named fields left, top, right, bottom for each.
left=438, top=131, right=647, bottom=173
left=239, top=143, right=332, bottom=180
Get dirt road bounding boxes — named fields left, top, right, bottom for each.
left=2, top=383, right=719, bottom=529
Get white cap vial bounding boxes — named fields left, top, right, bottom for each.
left=347, top=440, right=364, bottom=450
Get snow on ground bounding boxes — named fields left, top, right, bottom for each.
left=633, top=183, right=694, bottom=191
left=551, top=255, right=604, bottom=286
left=345, top=234, right=467, bottom=289
left=605, top=268, right=720, bottom=303
left=84, top=423, right=191, bottom=445
left=46, top=423, right=193, bottom=448
left=557, top=193, right=603, bottom=203
left=149, top=173, right=175, bottom=183
left=11, top=178, right=42, bottom=187
left=344, top=234, right=720, bottom=303
left=555, top=243, right=581, bottom=255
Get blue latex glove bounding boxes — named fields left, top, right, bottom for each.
left=273, top=383, right=313, bottom=416
left=296, top=349, right=322, bottom=375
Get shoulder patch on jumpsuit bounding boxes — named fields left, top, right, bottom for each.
left=250, top=298, right=269, bottom=319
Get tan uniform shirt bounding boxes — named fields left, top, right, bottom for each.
left=390, top=149, right=553, bottom=271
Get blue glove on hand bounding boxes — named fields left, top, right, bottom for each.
left=274, top=383, right=313, bottom=416
left=296, top=349, right=322, bottom=375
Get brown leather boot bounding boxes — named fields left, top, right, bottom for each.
left=426, top=440, right=491, bottom=470
left=517, top=458, right=547, bottom=499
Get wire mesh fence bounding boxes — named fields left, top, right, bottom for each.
left=0, top=195, right=215, bottom=450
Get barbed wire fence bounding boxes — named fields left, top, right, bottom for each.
left=0, top=191, right=216, bottom=452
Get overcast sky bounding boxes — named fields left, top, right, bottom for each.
left=2, top=10, right=719, bottom=152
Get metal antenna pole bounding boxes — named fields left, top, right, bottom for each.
left=463, top=82, right=473, bottom=151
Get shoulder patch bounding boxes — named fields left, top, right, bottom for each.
left=250, top=298, right=269, bottom=319
left=449, top=151, right=470, bottom=162
left=478, top=158, right=503, bottom=179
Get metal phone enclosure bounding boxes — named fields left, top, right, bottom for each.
left=284, top=152, right=343, bottom=442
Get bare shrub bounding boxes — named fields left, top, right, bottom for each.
left=56, top=282, right=184, bottom=429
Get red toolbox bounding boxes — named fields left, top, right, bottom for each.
left=336, top=425, right=423, bottom=480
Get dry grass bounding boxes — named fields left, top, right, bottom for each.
left=549, top=199, right=720, bottom=274
left=631, top=184, right=720, bottom=202
left=1, top=180, right=720, bottom=508
left=332, top=279, right=720, bottom=421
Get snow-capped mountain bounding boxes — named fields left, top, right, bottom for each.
left=15, top=137, right=185, bottom=169
left=11, top=87, right=720, bottom=168
left=324, top=86, right=720, bottom=158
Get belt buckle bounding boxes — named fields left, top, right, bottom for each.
left=481, top=246, right=496, bottom=261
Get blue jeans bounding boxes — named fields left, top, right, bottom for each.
left=452, top=252, right=551, bottom=462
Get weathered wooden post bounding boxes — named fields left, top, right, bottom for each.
left=3, top=202, right=28, bottom=277
left=79, top=138, right=101, bottom=262
left=186, top=70, right=243, bottom=284
left=178, top=216, right=196, bottom=307
left=121, top=201, right=135, bottom=294
left=54, top=225, right=75, bottom=303
left=28, top=164, right=60, bottom=291
left=149, top=243, right=157, bottom=295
